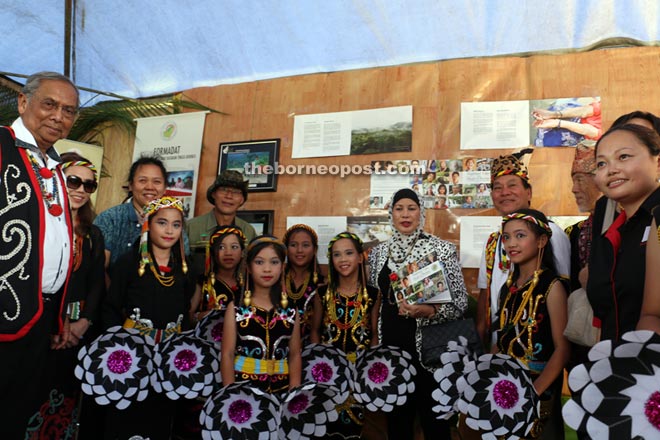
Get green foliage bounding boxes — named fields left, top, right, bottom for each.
left=68, top=94, right=223, bottom=145
left=350, top=125, right=412, bottom=155
left=0, top=85, right=19, bottom=126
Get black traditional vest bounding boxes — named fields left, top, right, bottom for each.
left=0, top=126, right=73, bottom=341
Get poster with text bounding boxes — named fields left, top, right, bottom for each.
left=460, top=100, right=530, bottom=150
left=459, top=216, right=503, bottom=268
left=132, top=112, right=208, bottom=219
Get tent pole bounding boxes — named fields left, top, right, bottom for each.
left=64, top=0, right=72, bottom=77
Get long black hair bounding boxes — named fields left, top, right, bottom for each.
left=326, top=232, right=366, bottom=292
left=502, top=208, right=556, bottom=280
left=240, top=235, right=287, bottom=309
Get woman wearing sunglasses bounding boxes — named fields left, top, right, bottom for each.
left=27, top=151, right=107, bottom=438
left=61, top=151, right=104, bottom=344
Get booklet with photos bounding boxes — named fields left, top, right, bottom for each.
left=390, top=251, right=452, bottom=305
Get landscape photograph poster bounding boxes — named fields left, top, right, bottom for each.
left=292, top=105, right=412, bottom=158
left=133, top=111, right=208, bottom=219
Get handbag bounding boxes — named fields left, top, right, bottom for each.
left=563, top=287, right=600, bottom=347
left=420, top=317, right=483, bottom=368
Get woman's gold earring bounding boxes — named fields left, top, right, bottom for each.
left=243, top=289, right=252, bottom=307
left=281, top=291, right=289, bottom=309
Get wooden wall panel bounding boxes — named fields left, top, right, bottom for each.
left=95, top=126, right=135, bottom=212
left=95, top=46, right=660, bottom=294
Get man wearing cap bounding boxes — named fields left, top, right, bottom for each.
left=475, top=151, right=571, bottom=346
left=186, top=170, right=257, bottom=276
left=564, top=142, right=601, bottom=292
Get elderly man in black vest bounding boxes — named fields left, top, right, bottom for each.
left=0, top=72, right=78, bottom=438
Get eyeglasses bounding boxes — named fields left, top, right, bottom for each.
left=217, top=187, right=243, bottom=196
left=66, top=175, right=98, bottom=194
left=38, top=98, right=78, bottom=120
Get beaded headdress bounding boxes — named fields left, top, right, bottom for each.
left=284, top=224, right=319, bottom=245
left=502, top=211, right=553, bottom=237
left=283, top=223, right=319, bottom=285
left=138, top=196, right=187, bottom=277
left=490, top=148, right=533, bottom=184
left=62, top=160, right=98, bottom=177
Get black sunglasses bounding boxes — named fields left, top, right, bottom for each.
left=66, top=175, right=98, bottom=194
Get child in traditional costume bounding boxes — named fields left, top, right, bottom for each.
left=221, top=235, right=302, bottom=394
left=190, top=225, right=246, bottom=322
left=102, top=196, right=195, bottom=439
left=311, top=232, right=380, bottom=439
left=177, top=225, right=246, bottom=438
left=283, top=224, right=324, bottom=343
left=496, top=209, right=570, bottom=438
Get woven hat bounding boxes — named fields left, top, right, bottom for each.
left=206, top=170, right=249, bottom=205
left=571, top=141, right=597, bottom=175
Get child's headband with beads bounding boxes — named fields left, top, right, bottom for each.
left=247, top=235, right=287, bottom=254
left=283, top=224, right=319, bottom=246
left=210, top=226, right=247, bottom=246
left=326, top=232, right=363, bottom=260
left=143, top=196, right=183, bottom=218
left=502, top=212, right=553, bottom=236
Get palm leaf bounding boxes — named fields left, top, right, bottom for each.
left=69, top=93, right=223, bottom=144
left=0, top=84, right=19, bottom=126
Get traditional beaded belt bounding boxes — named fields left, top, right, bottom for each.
left=234, top=355, right=288, bottom=376
left=123, top=317, right=181, bottom=344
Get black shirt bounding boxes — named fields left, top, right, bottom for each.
left=103, top=248, right=195, bottom=330
left=587, top=187, right=660, bottom=341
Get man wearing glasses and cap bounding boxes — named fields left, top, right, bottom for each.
left=0, top=71, right=78, bottom=438
left=186, top=170, right=257, bottom=276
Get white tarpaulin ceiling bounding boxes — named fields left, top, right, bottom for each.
left=2, top=0, right=660, bottom=105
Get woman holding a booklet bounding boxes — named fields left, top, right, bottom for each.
left=367, top=188, right=469, bottom=440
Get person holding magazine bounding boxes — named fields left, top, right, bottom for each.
left=367, top=188, right=468, bottom=440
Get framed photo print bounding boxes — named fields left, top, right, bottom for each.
left=237, top=210, right=274, bottom=236
left=218, top=139, right=279, bottom=192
